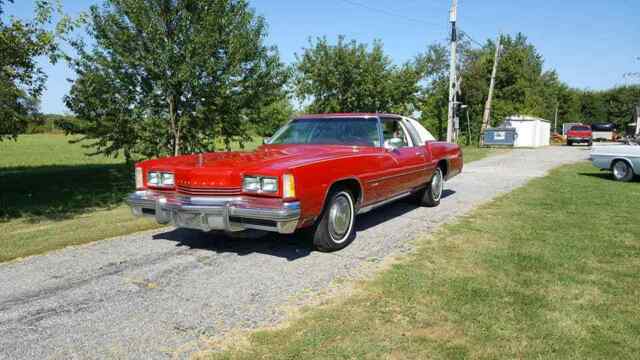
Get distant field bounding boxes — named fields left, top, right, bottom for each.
left=0, top=134, right=262, bottom=261
left=0, top=134, right=122, bottom=169
left=0, top=135, right=499, bottom=262
left=0, top=135, right=157, bottom=262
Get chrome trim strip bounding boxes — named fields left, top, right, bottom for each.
left=591, top=153, right=640, bottom=159
left=357, top=191, right=412, bottom=215
left=365, top=167, right=427, bottom=184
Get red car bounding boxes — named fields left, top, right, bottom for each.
left=127, top=114, right=462, bottom=251
left=566, top=125, right=593, bottom=146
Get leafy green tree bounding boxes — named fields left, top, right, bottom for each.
left=65, top=0, right=289, bottom=158
left=421, top=33, right=640, bottom=142
left=426, top=33, right=570, bottom=142
left=251, top=97, right=294, bottom=138
left=0, top=0, right=58, bottom=140
left=294, top=36, right=424, bottom=115
left=578, top=90, right=608, bottom=123
left=417, top=44, right=449, bottom=140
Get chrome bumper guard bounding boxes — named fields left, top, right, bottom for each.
left=126, top=191, right=300, bottom=234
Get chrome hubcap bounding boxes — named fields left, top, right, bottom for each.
left=329, top=193, right=352, bottom=242
left=431, top=169, right=443, bottom=201
left=613, top=162, right=628, bottom=179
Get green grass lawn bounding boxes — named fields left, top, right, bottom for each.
left=0, top=134, right=263, bottom=262
left=0, top=134, right=158, bottom=262
left=204, top=162, right=639, bottom=359
left=461, top=145, right=507, bottom=163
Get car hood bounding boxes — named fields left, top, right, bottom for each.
left=141, top=145, right=378, bottom=188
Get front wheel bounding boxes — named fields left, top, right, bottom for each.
left=418, top=167, right=444, bottom=207
left=612, top=160, right=634, bottom=182
left=311, top=189, right=356, bottom=252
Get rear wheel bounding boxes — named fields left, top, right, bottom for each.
left=417, top=167, right=444, bottom=207
left=612, top=160, right=634, bottom=182
left=311, top=189, right=356, bottom=252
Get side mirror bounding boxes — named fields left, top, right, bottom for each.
left=262, top=137, right=271, bottom=145
left=385, top=138, right=404, bottom=151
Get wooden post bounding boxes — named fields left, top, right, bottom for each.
left=446, top=0, right=458, bottom=143
left=480, top=34, right=502, bottom=144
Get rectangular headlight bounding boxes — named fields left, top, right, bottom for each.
left=161, top=172, right=175, bottom=186
left=135, top=167, right=143, bottom=189
left=148, top=171, right=160, bottom=186
left=243, top=176, right=261, bottom=192
left=147, top=171, right=174, bottom=187
left=261, top=177, right=278, bottom=193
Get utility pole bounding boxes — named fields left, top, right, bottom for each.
left=446, top=0, right=458, bottom=143
left=554, top=102, right=559, bottom=134
left=480, top=34, right=502, bottom=142
left=635, top=105, right=640, bottom=136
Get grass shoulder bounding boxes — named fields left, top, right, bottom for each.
left=461, top=145, right=510, bottom=163
left=203, top=162, right=639, bottom=359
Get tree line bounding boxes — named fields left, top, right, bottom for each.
left=2, top=0, right=639, bottom=160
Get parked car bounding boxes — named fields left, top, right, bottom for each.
left=590, top=122, right=617, bottom=141
left=127, top=114, right=462, bottom=251
left=566, top=125, right=592, bottom=146
left=591, top=142, right=639, bottom=182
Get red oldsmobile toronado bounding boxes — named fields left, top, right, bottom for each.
left=127, top=114, right=462, bottom=251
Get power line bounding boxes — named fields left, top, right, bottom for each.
left=338, top=0, right=445, bottom=28
left=458, top=29, right=484, bottom=47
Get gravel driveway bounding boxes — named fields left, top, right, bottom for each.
left=0, top=147, right=587, bottom=359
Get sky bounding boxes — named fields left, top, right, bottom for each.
left=4, top=0, right=640, bottom=114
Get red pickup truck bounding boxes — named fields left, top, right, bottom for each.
left=127, top=114, right=462, bottom=251
left=566, top=125, right=593, bottom=146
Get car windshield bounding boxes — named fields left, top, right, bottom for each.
left=570, top=126, right=591, bottom=131
left=268, top=118, right=380, bottom=146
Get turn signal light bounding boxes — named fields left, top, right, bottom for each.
left=283, top=174, right=296, bottom=198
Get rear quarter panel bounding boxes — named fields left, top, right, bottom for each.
left=427, top=141, right=463, bottom=180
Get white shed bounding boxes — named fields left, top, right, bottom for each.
left=501, top=116, right=551, bottom=148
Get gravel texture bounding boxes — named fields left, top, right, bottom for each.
left=0, top=147, right=587, bottom=359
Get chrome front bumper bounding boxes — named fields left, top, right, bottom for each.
left=126, top=191, right=301, bottom=234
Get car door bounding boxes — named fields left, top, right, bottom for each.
left=373, top=117, right=429, bottom=199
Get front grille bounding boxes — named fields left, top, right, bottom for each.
left=176, top=185, right=242, bottom=196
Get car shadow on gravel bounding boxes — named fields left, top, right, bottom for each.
left=355, top=189, right=455, bottom=230
left=152, top=189, right=457, bottom=260
left=152, top=228, right=313, bottom=261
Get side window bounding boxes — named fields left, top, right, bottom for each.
left=382, top=118, right=411, bottom=148
left=402, top=119, right=423, bottom=146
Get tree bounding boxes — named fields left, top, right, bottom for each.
left=428, top=33, right=565, bottom=142
left=0, top=0, right=58, bottom=140
left=294, top=36, right=424, bottom=115
left=420, top=33, right=640, bottom=142
left=65, top=0, right=289, bottom=158
left=251, top=97, right=294, bottom=138
left=418, top=44, right=449, bottom=140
